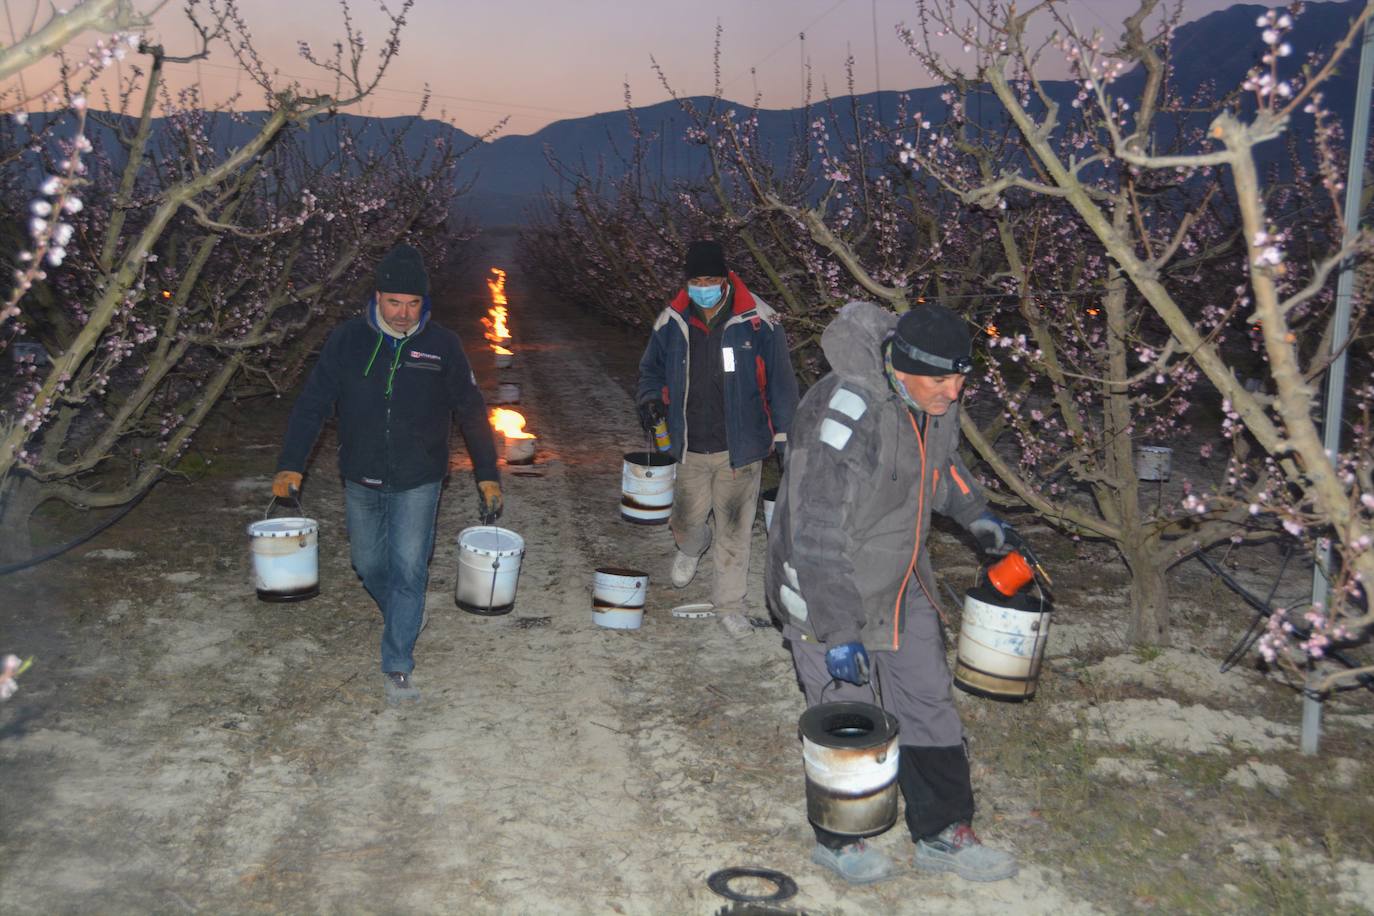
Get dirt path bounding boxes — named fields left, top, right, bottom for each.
left=1, top=236, right=1102, bottom=913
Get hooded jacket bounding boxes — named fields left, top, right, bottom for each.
left=765, top=301, right=988, bottom=650
left=636, top=272, right=799, bottom=468
left=276, top=297, right=499, bottom=491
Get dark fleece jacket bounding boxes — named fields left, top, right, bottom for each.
left=277, top=298, right=498, bottom=490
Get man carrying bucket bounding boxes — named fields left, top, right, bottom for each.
left=636, top=240, right=799, bottom=636
left=273, top=243, right=502, bottom=706
left=766, top=300, right=1026, bottom=884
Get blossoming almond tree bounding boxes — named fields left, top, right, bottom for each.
left=904, top=0, right=1372, bottom=672
left=0, top=0, right=473, bottom=562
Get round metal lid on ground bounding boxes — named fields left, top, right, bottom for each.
left=670, top=602, right=716, bottom=619
left=706, top=866, right=799, bottom=904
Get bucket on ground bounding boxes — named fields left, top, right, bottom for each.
left=247, top=514, right=319, bottom=602
left=799, top=701, right=900, bottom=837
left=495, top=382, right=521, bottom=404
left=504, top=435, right=537, bottom=465
left=493, top=349, right=514, bottom=369
left=954, top=575, right=1053, bottom=701
left=1135, top=445, right=1172, bottom=481
left=456, top=526, right=525, bottom=615
left=592, top=566, right=648, bottom=629
left=760, top=487, right=778, bottom=532
left=620, top=451, right=675, bottom=525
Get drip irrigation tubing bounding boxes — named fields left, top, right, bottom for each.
left=0, top=475, right=161, bottom=576
left=1194, top=547, right=1373, bottom=695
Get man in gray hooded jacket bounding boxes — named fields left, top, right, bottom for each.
left=766, top=300, right=1023, bottom=885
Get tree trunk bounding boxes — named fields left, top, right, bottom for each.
left=0, top=476, right=44, bottom=566
left=1123, top=544, right=1171, bottom=645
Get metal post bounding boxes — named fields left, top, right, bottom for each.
left=1303, top=9, right=1374, bottom=756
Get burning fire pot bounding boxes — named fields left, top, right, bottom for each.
left=491, top=407, right=536, bottom=465
left=492, top=345, right=514, bottom=369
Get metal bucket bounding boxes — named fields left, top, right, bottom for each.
left=493, top=350, right=514, bottom=369
left=592, top=566, right=647, bottom=629
left=954, top=584, right=1053, bottom=701
left=246, top=516, right=319, bottom=602
left=1136, top=445, right=1173, bottom=481
left=456, top=526, right=525, bottom=615
left=504, top=435, right=537, bottom=465
left=799, top=701, right=900, bottom=837
left=620, top=451, right=675, bottom=525
left=494, top=382, right=521, bottom=404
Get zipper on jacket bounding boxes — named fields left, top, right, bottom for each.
left=892, top=410, right=927, bottom=651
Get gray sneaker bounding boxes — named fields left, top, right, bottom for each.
left=811, top=840, right=897, bottom=885
left=384, top=671, right=420, bottom=706
left=914, top=823, right=1017, bottom=882
left=670, top=550, right=700, bottom=588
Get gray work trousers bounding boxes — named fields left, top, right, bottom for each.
left=786, top=582, right=965, bottom=748
left=670, top=450, right=762, bottom=615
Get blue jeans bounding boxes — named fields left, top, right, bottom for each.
left=344, top=480, right=442, bottom=674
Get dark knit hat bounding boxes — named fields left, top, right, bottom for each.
left=889, top=303, right=973, bottom=376
left=684, top=240, right=728, bottom=279
left=375, top=243, right=430, bottom=297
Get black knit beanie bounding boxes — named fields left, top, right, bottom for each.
left=684, top=240, right=728, bottom=279
left=375, top=243, right=430, bottom=297
left=889, top=303, right=973, bottom=376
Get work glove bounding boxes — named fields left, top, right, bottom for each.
left=968, top=509, right=1023, bottom=556
left=477, top=479, right=503, bottom=524
left=272, top=471, right=302, bottom=499
left=825, top=641, right=871, bottom=686
left=636, top=399, right=665, bottom=434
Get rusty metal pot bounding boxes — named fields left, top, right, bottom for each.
left=799, top=701, right=900, bottom=837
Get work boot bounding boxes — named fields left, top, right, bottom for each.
left=914, top=823, right=1018, bottom=882
left=811, top=839, right=897, bottom=885
left=670, top=549, right=700, bottom=588
left=384, top=671, right=420, bottom=706
left=719, top=612, right=753, bottom=638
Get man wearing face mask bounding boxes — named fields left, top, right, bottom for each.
left=766, top=300, right=1024, bottom=885
left=272, top=243, right=501, bottom=706
left=636, top=240, right=799, bottom=635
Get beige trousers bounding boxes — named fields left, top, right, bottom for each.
left=670, top=450, right=762, bottom=615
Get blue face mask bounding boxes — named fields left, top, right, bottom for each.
left=688, top=282, right=724, bottom=310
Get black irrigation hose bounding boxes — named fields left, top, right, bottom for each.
left=1194, top=548, right=1374, bottom=694
left=0, top=475, right=161, bottom=576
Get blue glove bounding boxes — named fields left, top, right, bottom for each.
left=825, top=641, right=871, bottom=685
left=968, top=510, right=1023, bottom=556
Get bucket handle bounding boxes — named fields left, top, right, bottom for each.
left=263, top=492, right=305, bottom=520
left=589, top=577, right=646, bottom=611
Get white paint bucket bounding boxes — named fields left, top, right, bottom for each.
left=504, top=436, right=537, bottom=465
left=954, top=585, right=1053, bottom=701
left=799, top=702, right=900, bottom=837
left=1136, top=445, right=1173, bottom=481
left=620, top=451, right=675, bottom=525
left=495, top=382, right=521, bottom=404
left=246, top=517, right=319, bottom=602
left=456, top=526, right=525, bottom=615
left=592, top=566, right=647, bottom=629
left=493, top=350, right=514, bottom=369
left=760, top=487, right=778, bottom=532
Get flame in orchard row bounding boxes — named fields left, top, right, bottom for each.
left=490, top=407, right=534, bottom=440
left=485, top=266, right=511, bottom=345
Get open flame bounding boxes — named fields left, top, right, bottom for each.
left=491, top=344, right=513, bottom=355
left=485, top=266, right=512, bottom=341
left=490, top=407, right=534, bottom=439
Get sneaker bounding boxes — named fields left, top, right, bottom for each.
left=670, top=550, right=700, bottom=588
left=719, top=612, right=753, bottom=638
left=811, top=840, right=897, bottom=885
left=383, top=671, right=420, bottom=706
left=914, top=823, right=1018, bottom=882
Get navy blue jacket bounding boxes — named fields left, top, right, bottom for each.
left=636, top=273, right=799, bottom=468
left=277, top=300, right=499, bottom=491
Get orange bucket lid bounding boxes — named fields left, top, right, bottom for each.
left=988, top=550, right=1034, bottom=597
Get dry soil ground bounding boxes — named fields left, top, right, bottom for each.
left=1, top=234, right=1372, bottom=915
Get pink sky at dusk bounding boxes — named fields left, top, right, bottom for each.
left=6, top=0, right=1289, bottom=135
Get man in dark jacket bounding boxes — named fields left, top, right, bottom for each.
left=767, top=300, right=1024, bottom=884
left=273, top=244, right=501, bottom=705
left=637, top=241, right=799, bottom=635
